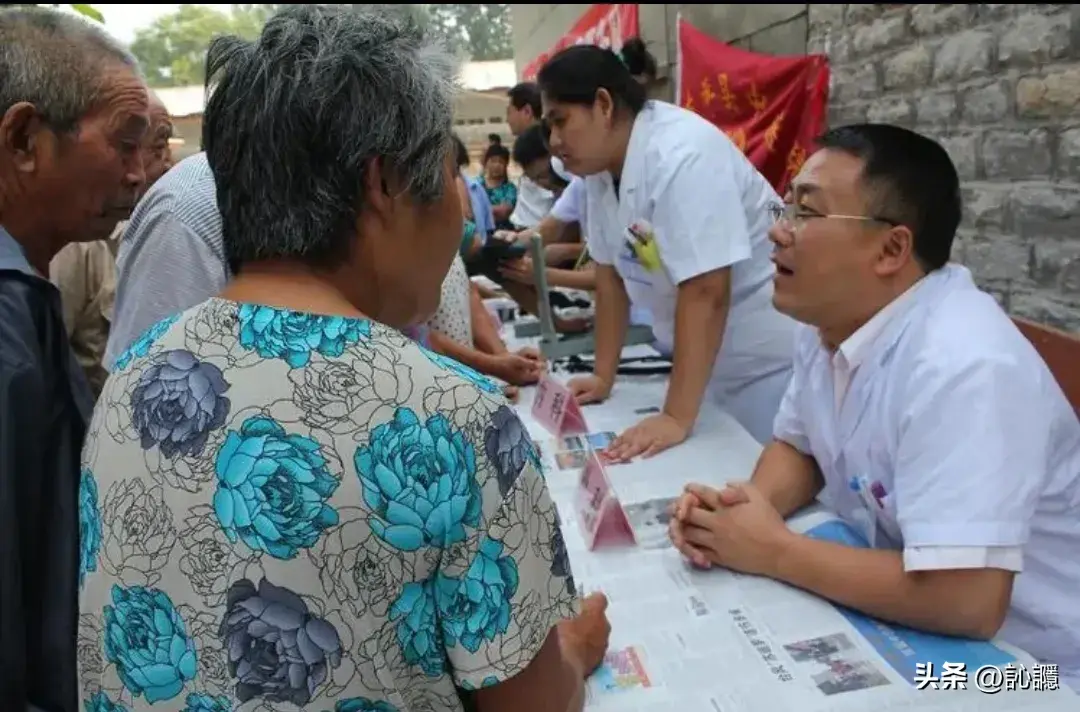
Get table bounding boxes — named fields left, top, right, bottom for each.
left=502, top=329, right=1076, bottom=711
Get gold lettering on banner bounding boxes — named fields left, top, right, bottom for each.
left=726, top=127, right=748, bottom=153
left=699, top=76, right=716, bottom=107
left=764, top=111, right=785, bottom=153
left=786, top=144, right=807, bottom=178
left=747, top=82, right=767, bottom=117
left=717, top=73, right=738, bottom=112
left=684, top=93, right=696, bottom=112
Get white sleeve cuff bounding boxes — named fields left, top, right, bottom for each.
left=903, top=545, right=1024, bottom=573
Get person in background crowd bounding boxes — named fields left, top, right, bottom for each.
left=0, top=7, right=149, bottom=709
left=50, top=90, right=173, bottom=396
left=505, top=38, right=657, bottom=254
left=427, top=254, right=543, bottom=395
left=81, top=6, right=609, bottom=711
left=670, top=124, right=1080, bottom=692
left=500, top=153, right=594, bottom=292
left=482, top=124, right=591, bottom=334
left=454, top=132, right=491, bottom=260
left=482, top=137, right=517, bottom=230
left=104, top=150, right=224, bottom=367
left=505, top=81, right=555, bottom=229
left=539, top=40, right=797, bottom=453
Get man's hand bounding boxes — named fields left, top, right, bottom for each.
left=669, top=485, right=747, bottom=568
left=671, top=482, right=793, bottom=577
left=603, top=413, right=688, bottom=462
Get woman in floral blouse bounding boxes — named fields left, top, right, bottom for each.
left=78, top=6, right=608, bottom=712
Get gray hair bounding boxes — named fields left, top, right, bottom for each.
left=0, top=6, right=139, bottom=133
left=202, top=4, right=459, bottom=268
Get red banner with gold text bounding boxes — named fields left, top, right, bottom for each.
left=521, top=4, right=640, bottom=82
left=676, top=17, right=829, bottom=195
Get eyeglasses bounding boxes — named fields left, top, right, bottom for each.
left=769, top=203, right=899, bottom=232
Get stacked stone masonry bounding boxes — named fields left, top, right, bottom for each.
left=810, top=3, right=1080, bottom=330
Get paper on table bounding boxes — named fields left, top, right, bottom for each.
left=510, top=339, right=1075, bottom=711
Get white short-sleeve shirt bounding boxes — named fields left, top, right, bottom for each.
left=581, top=101, right=796, bottom=390
left=775, top=264, right=1080, bottom=688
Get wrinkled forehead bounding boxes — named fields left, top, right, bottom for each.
left=789, top=148, right=868, bottom=205
left=88, top=68, right=150, bottom=133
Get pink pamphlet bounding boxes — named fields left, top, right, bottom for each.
left=575, top=451, right=635, bottom=550
left=531, top=373, right=588, bottom=436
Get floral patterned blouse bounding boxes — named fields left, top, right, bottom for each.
left=483, top=181, right=517, bottom=212
left=78, top=298, right=577, bottom=712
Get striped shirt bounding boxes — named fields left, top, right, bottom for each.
left=104, top=152, right=228, bottom=369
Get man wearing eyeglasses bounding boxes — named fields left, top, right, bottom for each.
left=671, top=123, right=1080, bottom=692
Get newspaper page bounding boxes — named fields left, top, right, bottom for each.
left=519, top=389, right=1077, bottom=712
left=553, top=507, right=1077, bottom=712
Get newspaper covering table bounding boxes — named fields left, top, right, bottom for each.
left=503, top=336, right=1077, bottom=711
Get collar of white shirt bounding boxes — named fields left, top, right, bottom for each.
left=829, top=278, right=926, bottom=410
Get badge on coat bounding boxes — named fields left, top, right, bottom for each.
left=625, top=219, right=661, bottom=273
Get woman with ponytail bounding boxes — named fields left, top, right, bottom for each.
left=537, top=38, right=797, bottom=455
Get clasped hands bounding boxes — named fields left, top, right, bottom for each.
left=668, top=481, right=794, bottom=577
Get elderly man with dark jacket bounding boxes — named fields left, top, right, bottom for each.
left=0, top=7, right=149, bottom=710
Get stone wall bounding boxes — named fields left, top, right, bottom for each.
left=810, top=4, right=1080, bottom=330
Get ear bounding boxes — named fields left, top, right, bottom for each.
left=876, top=224, right=915, bottom=276
left=0, top=102, right=45, bottom=174
left=363, top=155, right=394, bottom=223
left=594, top=88, right=615, bottom=124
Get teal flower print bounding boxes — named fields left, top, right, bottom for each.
left=237, top=303, right=370, bottom=368
left=79, top=467, right=102, bottom=587
left=113, top=313, right=180, bottom=371
left=183, top=692, right=231, bottom=712
left=419, top=346, right=500, bottom=394
left=213, top=415, right=339, bottom=559
left=102, top=584, right=197, bottom=703
left=84, top=691, right=129, bottom=712
left=333, top=698, right=400, bottom=712
left=459, top=675, right=500, bottom=691
left=389, top=580, right=444, bottom=677
left=354, top=407, right=481, bottom=551
left=436, top=537, right=519, bottom=653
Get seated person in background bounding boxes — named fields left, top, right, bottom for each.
left=670, top=124, right=1080, bottom=691
left=505, top=81, right=555, bottom=230
left=477, top=126, right=590, bottom=333
left=81, top=6, right=609, bottom=710
left=427, top=254, right=544, bottom=397
left=482, top=137, right=517, bottom=230
left=453, top=134, right=484, bottom=260
left=500, top=157, right=595, bottom=292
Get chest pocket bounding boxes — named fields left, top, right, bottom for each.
left=838, top=391, right=903, bottom=548
left=617, top=246, right=655, bottom=288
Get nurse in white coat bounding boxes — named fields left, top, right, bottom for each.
left=670, top=124, right=1080, bottom=690
left=537, top=40, right=797, bottom=455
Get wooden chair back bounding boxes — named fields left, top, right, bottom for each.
left=1013, top=317, right=1080, bottom=414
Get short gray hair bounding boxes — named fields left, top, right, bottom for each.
left=0, top=6, right=139, bottom=133
left=202, top=4, right=459, bottom=268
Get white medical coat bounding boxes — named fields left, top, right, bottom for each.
left=774, top=264, right=1080, bottom=690
left=583, top=101, right=796, bottom=442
